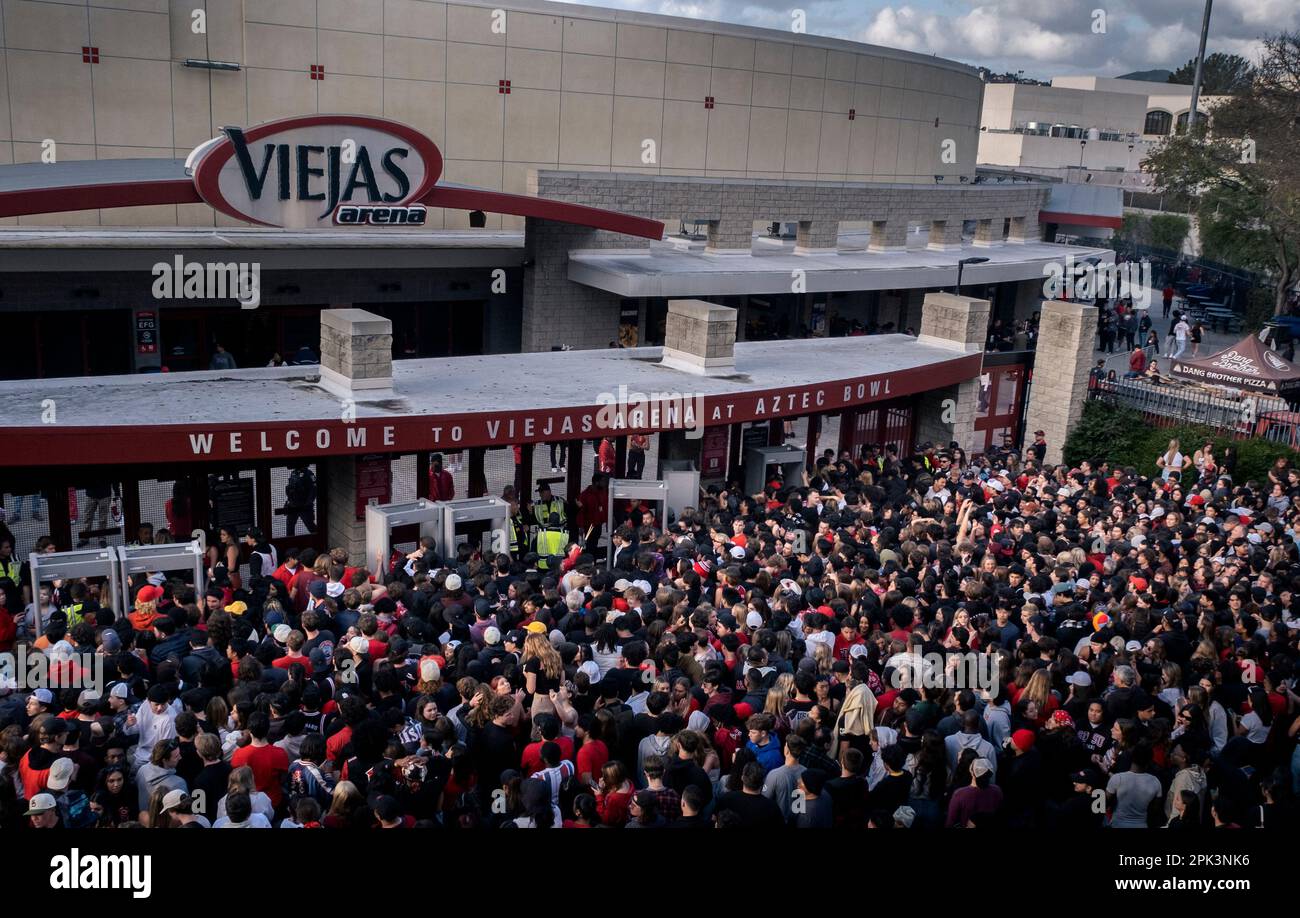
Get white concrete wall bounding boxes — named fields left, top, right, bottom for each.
left=0, top=0, right=984, bottom=229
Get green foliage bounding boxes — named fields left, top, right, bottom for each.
left=1063, top=400, right=1147, bottom=468
left=1166, top=52, right=1255, bottom=94
left=1144, top=33, right=1300, bottom=315
left=1064, top=400, right=1300, bottom=484
left=1117, top=213, right=1151, bottom=249
left=1148, top=213, right=1190, bottom=253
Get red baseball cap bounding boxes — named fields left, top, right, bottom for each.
left=135, top=585, right=164, bottom=604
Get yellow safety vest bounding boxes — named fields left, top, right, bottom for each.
left=61, top=603, right=85, bottom=628
left=509, top=515, right=527, bottom=554
left=535, top=527, right=567, bottom=566
left=0, top=558, right=19, bottom=585
left=535, top=497, right=567, bottom=528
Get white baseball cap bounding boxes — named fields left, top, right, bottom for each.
left=578, top=660, right=602, bottom=684
left=444, top=574, right=462, bottom=591
left=745, top=610, right=764, bottom=629
left=25, top=793, right=57, bottom=815
left=273, top=624, right=292, bottom=644
left=47, top=757, right=76, bottom=792
left=484, top=626, right=501, bottom=645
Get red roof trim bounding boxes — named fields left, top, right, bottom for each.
left=0, top=353, right=980, bottom=467
left=1039, top=210, right=1122, bottom=229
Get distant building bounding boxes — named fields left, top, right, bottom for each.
left=978, top=76, right=1228, bottom=189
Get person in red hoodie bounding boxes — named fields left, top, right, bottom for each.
left=427, top=453, right=454, bottom=502
left=0, top=589, right=16, bottom=653
left=272, top=548, right=301, bottom=591
left=127, top=585, right=164, bottom=633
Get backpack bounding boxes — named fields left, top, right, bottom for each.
left=286, top=469, right=316, bottom=507
left=59, top=790, right=96, bottom=829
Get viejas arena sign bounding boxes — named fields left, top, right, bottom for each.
left=187, top=115, right=439, bottom=228
left=0, top=113, right=662, bottom=236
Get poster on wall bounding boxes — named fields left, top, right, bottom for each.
left=700, top=426, right=730, bottom=481
left=355, top=454, right=392, bottom=520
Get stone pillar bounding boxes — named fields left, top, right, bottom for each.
left=705, top=218, right=752, bottom=253
left=660, top=299, right=737, bottom=376
left=914, top=292, right=989, bottom=453
left=1023, top=299, right=1098, bottom=466
left=319, top=308, right=394, bottom=399
left=927, top=218, right=962, bottom=251
left=323, top=456, right=367, bottom=567
left=795, top=219, right=838, bottom=253
left=1007, top=214, right=1040, bottom=245
left=973, top=218, right=1001, bottom=247
left=869, top=219, right=907, bottom=252
left=918, top=291, right=989, bottom=354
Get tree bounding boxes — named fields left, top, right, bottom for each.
left=1145, top=33, right=1300, bottom=315
left=1149, top=214, right=1190, bottom=254
left=1166, top=52, right=1255, bottom=94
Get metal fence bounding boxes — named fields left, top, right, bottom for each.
left=1091, top=377, right=1288, bottom=441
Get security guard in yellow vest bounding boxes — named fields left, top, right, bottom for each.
left=0, top=553, right=19, bottom=593
left=532, top=482, right=567, bottom=530
left=535, top=512, right=568, bottom=569
left=507, top=501, right=529, bottom=556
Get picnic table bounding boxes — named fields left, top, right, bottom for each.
left=1203, top=307, right=1241, bottom=333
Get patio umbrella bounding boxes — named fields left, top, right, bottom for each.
left=1170, top=333, right=1300, bottom=404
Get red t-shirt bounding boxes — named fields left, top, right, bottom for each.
left=273, top=653, right=313, bottom=676
left=290, top=568, right=319, bottom=613
left=521, top=736, right=575, bottom=775
left=231, top=742, right=290, bottom=808
left=325, top=725, right=353, bottom=767
left=272, top=564, right=298, bottom=591
left=575, top=739, right=608, bottom=782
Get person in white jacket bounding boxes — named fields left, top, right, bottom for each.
left=124, top=685, right=181, bottom=775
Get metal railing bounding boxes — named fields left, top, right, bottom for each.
left=1090, top=376, right=1287, bottom=440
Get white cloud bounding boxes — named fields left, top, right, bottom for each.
left=555, top=0, right=1297, bottom=76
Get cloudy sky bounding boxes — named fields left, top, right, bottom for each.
left=557, top=0, right=1297, bottom=79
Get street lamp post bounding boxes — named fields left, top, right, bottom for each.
left=954, top=256, right=990, bottom=295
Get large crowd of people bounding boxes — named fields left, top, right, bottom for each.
left=1, top=434, right=1299, bottom=831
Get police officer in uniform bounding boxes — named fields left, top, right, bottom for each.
left=532, top=482, right=567, bottom=531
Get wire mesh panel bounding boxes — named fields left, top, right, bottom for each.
left=136, top=477, right=199, bottom=543
left=71, top=481, right=127, bottom=550
left=207, top=470, right=258, bottom=584
left=2, top=490, right=54, bottom=555
left=270, top=463, right=320, bottom=540
left=390, top=454, right=419, bottom=503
